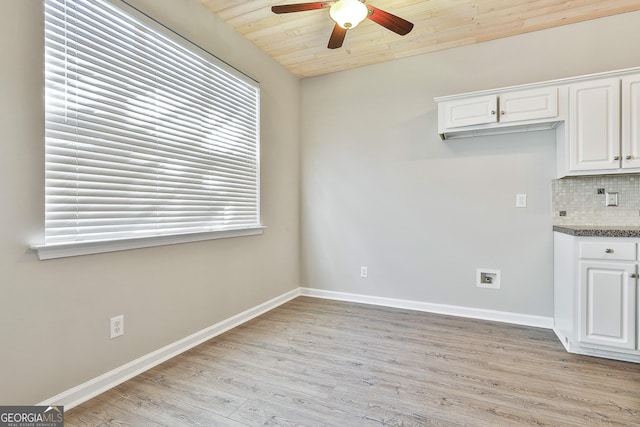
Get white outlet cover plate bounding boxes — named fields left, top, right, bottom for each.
left=110, top=315, right=124, bottom=339
left=516, top=193, right=527, bottom=208
left=605, top=192, right=618, bottom=206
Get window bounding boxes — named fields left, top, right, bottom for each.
left=38, top=0, right=261, bottom=259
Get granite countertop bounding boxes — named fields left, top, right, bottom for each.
left=553, top=225, right=640, bottom=237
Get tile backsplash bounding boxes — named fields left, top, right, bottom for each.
left=552, top=175, right=640, bottom=226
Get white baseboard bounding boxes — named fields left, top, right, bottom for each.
left=300, top=287, right=554, bottom=329
left=40, top=286, right=553, bottom=410
left=38, top=288, right=301, bottom=410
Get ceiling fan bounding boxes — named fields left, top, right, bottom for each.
left=271, top=0, right=414, bottom=49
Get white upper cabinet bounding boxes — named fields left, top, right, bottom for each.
left=568, top=78, right=621, bottom=172
left=622, top=75, right=640, bottom=169
left=561, top=72, right=640, bottom=176
left=442, top=95, right=498, bottom=129
left=435, top=66, right=640, bottom=177
left=498, top=88, right=558, bottom=123
left=437, top=87, right=560, bottom=139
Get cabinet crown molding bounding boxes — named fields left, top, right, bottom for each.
left=434, top=66, right=640, bottom=103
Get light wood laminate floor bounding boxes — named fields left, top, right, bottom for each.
left=65, top=297, right=640, bottom=426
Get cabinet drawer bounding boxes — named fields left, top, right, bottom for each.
left=579, top=242, right=636, bottom=260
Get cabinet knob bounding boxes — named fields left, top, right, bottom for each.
left=614, top=156, right=621, bottom=160
left=491, top=110, right=496, bottom=115
left=605, top=248, right=614, bottom=253
left=630, top=273, right=638, bottom=279
left=500, top=111, right=505, bottom=115
left=626, top=155, right=633, bottom=160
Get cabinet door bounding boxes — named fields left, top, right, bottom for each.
left=579, top=261, right=636, bottom=349
left=621, top=74, right=640, bottom=169
left=499, top=87, right=558, bottom=123
left=568, top=78, right=621, bottom=172
left=442, top=95, right=498, bottom=130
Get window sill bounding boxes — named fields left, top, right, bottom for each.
left=31, top=227, right=265, bottom=260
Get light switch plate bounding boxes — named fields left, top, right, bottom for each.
left=360, top=266, right=368, bottom=278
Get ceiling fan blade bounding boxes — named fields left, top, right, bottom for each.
left=327, top=23, right=347, bottom=49
left=366, top=5, right=414, bottom=36
left=271, top=2, right=330, bottom=14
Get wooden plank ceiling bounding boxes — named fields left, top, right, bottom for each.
left=199, top=1, right=640, bottom=78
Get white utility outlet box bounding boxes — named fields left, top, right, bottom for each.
left=476, top=269, right=501, bottom=289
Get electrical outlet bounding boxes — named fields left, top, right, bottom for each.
left=360, top=266, right=368, bottom=278
left=110, top=315, right=124, bottom=339
left=515, top=193, right=527, bottom=208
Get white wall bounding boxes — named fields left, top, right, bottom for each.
left=0, top=0, right=299, bottom=404
left=300, top=12, right=640, bottom=317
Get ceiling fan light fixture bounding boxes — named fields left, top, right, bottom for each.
left=329, top=0, right=368, bottom=29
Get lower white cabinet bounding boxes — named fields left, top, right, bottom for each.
left=579, top=261, right=636, bottom=349
left=554, top=233, right=640, bottom=363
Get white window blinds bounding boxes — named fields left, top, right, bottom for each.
left=43, top=0, right=260, bottom=249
